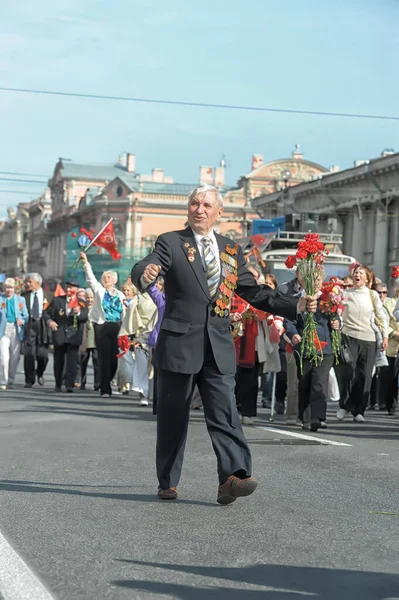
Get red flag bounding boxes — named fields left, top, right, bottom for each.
left=54, top=283, right=66, bottom=297
left=92, top=221, right=121, bottom=260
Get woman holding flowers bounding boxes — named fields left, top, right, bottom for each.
left=285, top=270, right=339, bottom=431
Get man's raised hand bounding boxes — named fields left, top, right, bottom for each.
left=297, top=294, right=318, bottom=314
left=143, top=264, right=162, bottom=284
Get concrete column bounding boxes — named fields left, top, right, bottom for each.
left=133, top=217, right=142, bottom=249
left=373, top=207, right=389, bottom=281
left=350, top=212, right=365, bottom=263
left=125, top=210, right=133, bottom=257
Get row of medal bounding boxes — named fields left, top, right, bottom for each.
left=214, top=256, right=239, bottom=318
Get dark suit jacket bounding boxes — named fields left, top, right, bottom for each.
left=131, top=227, right=298, bottom=375
left=22, top=290, right=54, bottom=345
left=44, top=296, right=88, bottom=347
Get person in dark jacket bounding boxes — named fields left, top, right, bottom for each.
left=284, top=274, right=339, bottom=431
left=44, top=280, right=88, bottom=392
left=22, top=273, right=53, bottom=388
left=131, top=183, right=317, bottom=504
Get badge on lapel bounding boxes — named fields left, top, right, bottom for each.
left=58, top=309, right=65, bottom=316
left=184, top=243, right=197, bottom=263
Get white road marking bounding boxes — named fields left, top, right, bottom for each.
left=257, top=426, right=352, bottom=447
left=0, top=530, right=55, bottom=600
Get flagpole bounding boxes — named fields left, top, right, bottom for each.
left=74, top=218, right=114, bottom=267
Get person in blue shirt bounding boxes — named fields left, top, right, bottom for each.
left=0, top=277, right=29, bottom=389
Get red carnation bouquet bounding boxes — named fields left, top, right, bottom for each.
left=391, top=266, right=399, bottom=279
left=285, top=233, right=328, bottom=369
left=319, top=277, right=346, bottom=364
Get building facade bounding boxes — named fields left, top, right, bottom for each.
left=252, top=150, right=399, bottom=281
left=44, top=152, right=261, bottom=283
left=0, top=203, right=31, bottom=277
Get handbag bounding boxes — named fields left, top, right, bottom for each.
left=339, top=334, right=353, bottom=364
left=375, top=349, right=388, bottom=368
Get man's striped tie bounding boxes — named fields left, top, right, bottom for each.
left=202, top=237, right=220, bottom=297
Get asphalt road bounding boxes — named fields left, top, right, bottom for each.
left=0, top=359, right=398, bottom=600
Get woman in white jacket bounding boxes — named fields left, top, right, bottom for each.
left=80, top=251, right=126, bottom=397
left=337, top=265, right=388, bottom=422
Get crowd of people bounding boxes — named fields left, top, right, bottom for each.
left=0, top=183, right=398, bottom=503
left=0, top=252, right=397, bottom=431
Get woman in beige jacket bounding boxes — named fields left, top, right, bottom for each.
left=337, top=265, right=388, bottom=422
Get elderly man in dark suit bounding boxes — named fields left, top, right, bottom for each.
left=44, top=280, right=88, bottom=393
left=22, top=273, right=53, bottom=388
left=131, top=184, right=316, bottom=504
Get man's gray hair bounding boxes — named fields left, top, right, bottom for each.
left=27, top=272, right=42, bottom=285
left=188, top=184, right=223, bottom=208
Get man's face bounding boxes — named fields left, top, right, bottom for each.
left=66, top=285, right=78, bottom=297
left=376, top=285, right=388, bottom=303
left=26, top=277, right=40, bottom=292
left=187, top=191, right=223, bottom=235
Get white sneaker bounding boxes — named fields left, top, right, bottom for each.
left=241, top=416, right=255, bottom=425
left=139, top=398, right=149, bottom=407
left=336, top=408, right=349, bottom=421
left=0, top=385, right=6, bottom=391
left=353, top=414, right=366, bottom=423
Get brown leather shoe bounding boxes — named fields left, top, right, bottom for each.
left=157, top=487, right=178, bottom=500
left=217, top=475, right=257, bottom=505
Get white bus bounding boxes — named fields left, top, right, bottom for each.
left=261, top=248, right=356, bottom=286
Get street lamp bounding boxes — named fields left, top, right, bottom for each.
left=282, top=169, right=291, bottom=191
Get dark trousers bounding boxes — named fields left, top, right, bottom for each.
left=378, top=357, right=398, bottom=412
left=94, top=322, right=120, bottom=395
left=339, top=335, right=376, bottom=416
left=80, top=348, right=99, bottom=389
left=24, top=320, right=49, bottom=385
left=156, top=339, right=252, bottom=489
left=235, top=362, right=259, bottom=417
left=275, top=348, right=287, bottom=403
left=297, top=355, right=334, bottom=422
left=54, top=344, right=79, bottom=389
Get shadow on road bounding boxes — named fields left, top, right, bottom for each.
left=111, top=560, right=399, bottom=599
left=3, top=404, right=156, bottom=422
left=0, top=479, right=215, bottom=507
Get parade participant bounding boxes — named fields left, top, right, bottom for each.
left=79, top=289, right=99, bottom=391
left=379, top=279, right=399, bottom=415
left=22, top=273, right=53, bottom=388
left=146, top=277, right=166, bottom=414
left=277, top=271, right=303, bottom=424
left=284, top=270, right=339, bottom=431
left=79, top=252, right=126, bottom=397
left=131, top=183, right=317, bottom=504
left=337, top=265, right=388, bottom=422
left=45, top=280, right=88, bottom=393
left=118, top=291, right=157, bottom=405
left=121, top=282, right=137, bottom=307
left=0, top=278, right=29, bottom=390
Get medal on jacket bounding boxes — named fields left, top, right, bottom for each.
left=213, top=244, right=239, bottom=318
left=184, top=243, right=197, bottom=262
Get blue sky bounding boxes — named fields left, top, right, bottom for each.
left=0, top=0, right=398, bottom=216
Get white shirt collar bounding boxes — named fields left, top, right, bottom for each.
left=193, top=229, right=218, bottom=248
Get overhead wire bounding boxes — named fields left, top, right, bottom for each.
left=0, top=86, right=398, bottom=121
